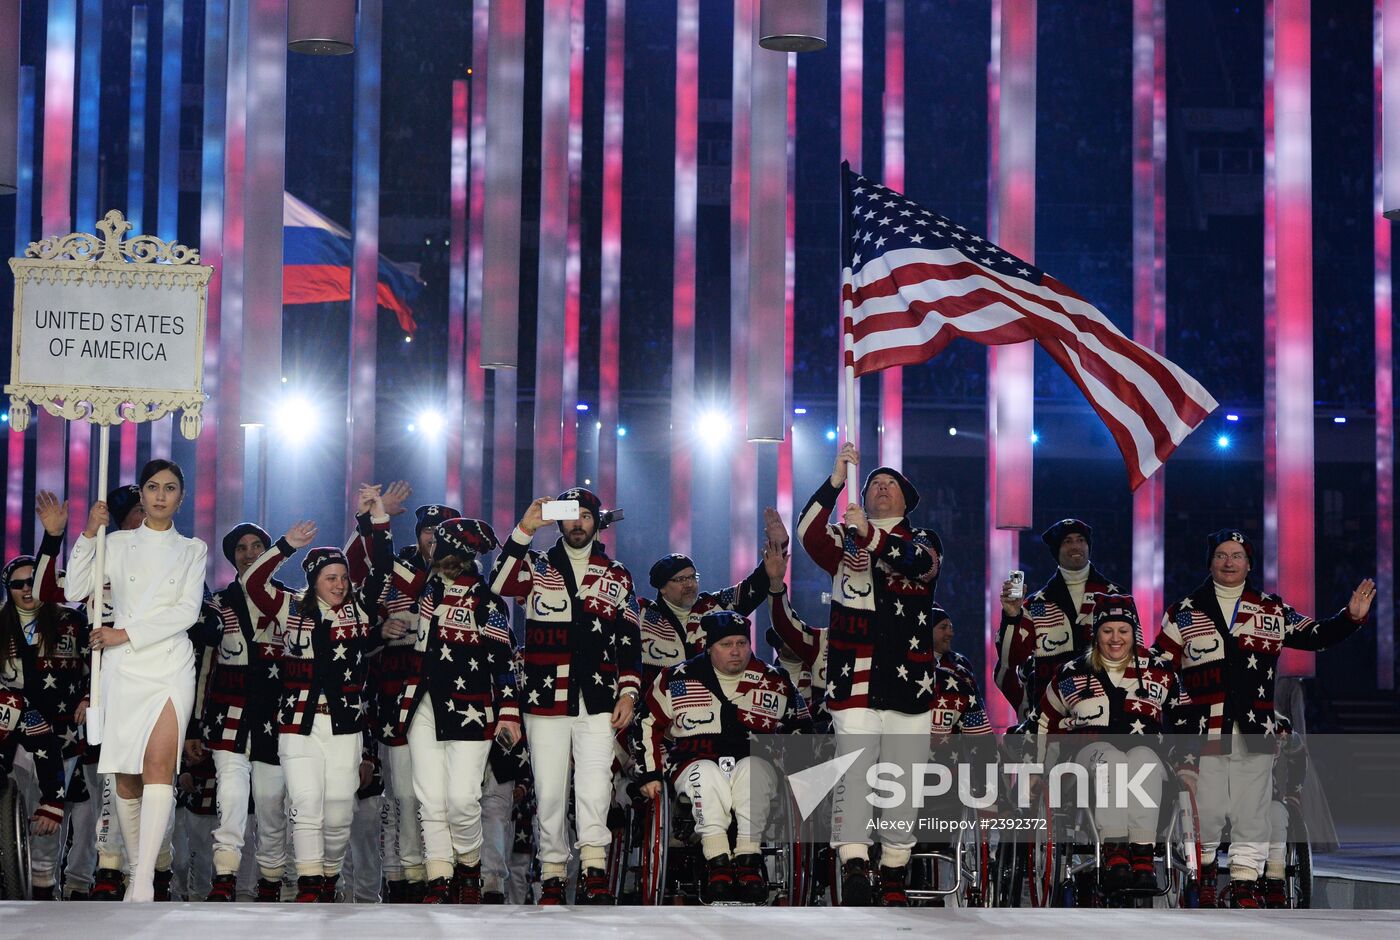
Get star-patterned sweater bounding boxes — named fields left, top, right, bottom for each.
left=994, top=565, right=1122, bottom=715
left=395, top=566, right=519, bottom=742
left=489, top=529, right=642, bottom=717
left=1033, top=644, right=1198, bottom=763
left=796, top=478, right=944, bottom=714
left=0, top=602, right=89, bottom=765
left=243, top=516, right=392, bottom=736
left=193, top=577, right=290, bottom=763
left=347, top=539, right=430, bottom=747
left=0, top=686, right=68, bottom=824
left=640, top=652, right=811, bottom=785
left=637, top=560, right=768, bottom=687
left=1152, top=578, right=1365, bottom=754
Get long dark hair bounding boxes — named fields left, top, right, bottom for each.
left=0, top=598, right=66, bottom=662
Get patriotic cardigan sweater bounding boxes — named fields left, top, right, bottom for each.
left=994, top=565, right=1122, bottom=715
left=796, top=478, right=944, bottom=714
left=397, top=566, right=520, bottom=742
left=1152, top=579, right=1365, bottom=754
left=1033, top=644, right=1197, bottom=763
left=641, top=652, right=811, bottom=785
left=347, top=538, right=430, bottom=747
left=489, top=529, right=642, bottom=717
left=0, top=600, right=88, bottom=767
left=637, top=560, right=767, bottom=687
left=243, top=514, right=392, bottom=736
left=193, top=577, right=290, bottom=763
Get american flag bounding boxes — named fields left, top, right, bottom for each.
left=841, top=164, right=1217, bottom=489
left=668, top=678, right=712, bottom=709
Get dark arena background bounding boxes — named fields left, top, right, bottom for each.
left=1, top=0, right=1399, bottom=933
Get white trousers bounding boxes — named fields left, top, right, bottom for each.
left=682, top=757, right=777, bottom=860
left=279, top=715, right=360, bottom=877
left=379, top=740, right=424, bottom=879
left=1197, top=730, right=1274, bottom=879
left=408, top=696, right=493, bottom=880
left=525, top=706, right=614, bottom=869
left=210, top=751, right=288, bottom=878
left=830, top=707, right=931, bottom=866
left=1267, top=799, right=1289, bottom=876
left=1078, top=741, right=1166, bottom=845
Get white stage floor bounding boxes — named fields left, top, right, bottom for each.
left=2, top=903, right=1398, bottom=939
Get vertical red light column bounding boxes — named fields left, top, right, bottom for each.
left=1377, top=0, right=1397, bottom=689
left=1264, top=0, right=1316, bottom=675
left=446, top=78, right=469, bottom=511
left=730, top=0, right=756, bottom=584
left=37, top=0, right=76, bottom=538
left=671, top=0, right=698, bottom=555
left=778, top=51, right=796, bottom=552
left=879, top=0, right=903, bottom=470
left=462, top=0, right=492, bottom=518
left=597, top=0, right=625, bottom=510
left=560, top=0, right=585, bottom=485
left=197, top=0, right=228, bottom=576
left=984, top=0, right=1037, bottom=728
left=1131, top=0, right=1167, bottom=636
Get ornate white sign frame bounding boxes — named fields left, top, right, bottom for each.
left=5, top=210, right=211, bottom=439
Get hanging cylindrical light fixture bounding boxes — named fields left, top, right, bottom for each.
left=0, top=0, right=19, bottom=192
left=758, top=0, right=826, bottom=52
left=288, top=0, right=356, bottom=55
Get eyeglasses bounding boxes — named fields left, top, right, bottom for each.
left=668, top=573, right=699, bottom=586
left=1211, top=552, right=1248, bottom=563
left=7, top=577, right=34, bottom=590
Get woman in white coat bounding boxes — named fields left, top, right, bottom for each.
left=68, top=459, right=207, bottom=903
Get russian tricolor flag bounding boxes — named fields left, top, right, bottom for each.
left=283, top=192, right=424, bottom=334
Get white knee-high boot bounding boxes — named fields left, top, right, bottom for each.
left=113, top=795, right=143, bottom=880
left=126, top=785, right=174, bottom=902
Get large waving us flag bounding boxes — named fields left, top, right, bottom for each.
left=282, top=191, right=424, bottom=334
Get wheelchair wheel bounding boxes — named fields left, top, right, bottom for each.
left=993, top=836, right=1026, bottom=906
left=1026, top=790, right=1060, bottom=907
left=639, top=792, right=670, bottom=905
left=763, top=788, right=813, bottom=906
left=1285, top=802, right=1311, bottom=909
left=0, top=775, right=30, bottom=900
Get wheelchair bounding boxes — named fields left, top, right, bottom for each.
left=995, top=759, right=1203, bottom=908
left=607, top=768, right=813, bottom=906
left=0, top=772, right=32, bottom=900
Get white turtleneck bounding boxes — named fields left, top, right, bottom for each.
left=563, top=539, right=593, bottom=588
left=18, top=606, right=38, bottom=646
left=1060, top=564, right=1090, bottom=612
left=869, top=517, right=901, bottom=534
left=1213, top=580, right=1245, bottom=628
left=1100, top=652, right=1131, bottom=688
left=663, top=598, right=693, bottom=624
left=716, top=669, right=743, bottom=702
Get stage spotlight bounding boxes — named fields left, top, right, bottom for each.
left=948, top=426, right=958, bottom=437
left=617, top=426, right=628, bottom=437
left=1333, top=416, right=1347, bottom=424
left=696, top=409, right=732, bottom=441
left=1030, top=431, right=1040, bottom=444
left=576, top=402, right=589, bottom=412
left=793, top=407, right=807, bottom=415
left=276, top=395, right=318, bottom=437
left=1225, top=413, right=1239, bottom=422
left=417, top=409, right=446, bottom=436
left=825, top=429, right=836, bottom=442
left=1216, top=434, right=1231, bottom=449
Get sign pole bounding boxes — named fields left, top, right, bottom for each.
left=86, top=421, right=108, bottom=744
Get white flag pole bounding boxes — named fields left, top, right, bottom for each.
left=86, top=422, right=109, bottom=745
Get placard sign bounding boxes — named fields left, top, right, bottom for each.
left=5, top=210, right=210, bottom=437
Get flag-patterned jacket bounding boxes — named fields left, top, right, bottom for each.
left=0, top=687, right=68, bottom=824
left=994, top=565, right=1121, bottom=715
left=927, top=664, right=994, bottom=768
left=243, top=515, right=392, bottom=736
left=796, top=478, right=944, bottom=714
left=1, top=602, right=89, bottom=764
left=1032, top=645, right=1197, bottom=763
left=489, top=529, right=641, bottom=717
left=193, top=578, right=289, bottom=763
left=637, top=560, right=767, bottom=687
left=1151, top=579, right=1364, bottom=753
left=394, top=566, right=519, bottom=742
left=348, top=538, right=430, bottom=747
left=767, top=586, right=829, bottom=700
left=640, top=652, right=811, bottom=785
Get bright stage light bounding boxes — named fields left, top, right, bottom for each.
left=695, top=409, right=731, bottom=441
left=576, top=402, right=589, bottom=412
left=417, top=409, right=446, bottom=436
left=825, top=429, right=836, bottom=442
left=948, top=426, right=958, bottom=437
left=1225, top=413, right=1239, bottom=422
left=1333, top=416, right=1347, bottom=424
left=793, top=407, right=807, bottom=415
left=276, top=395, right=318, bottom=437
left=1030, top=431, right=1040, bottom=444
left=1216, top=434, right=1231, bottom=449
left=617, top=426, right=628, bottom=437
